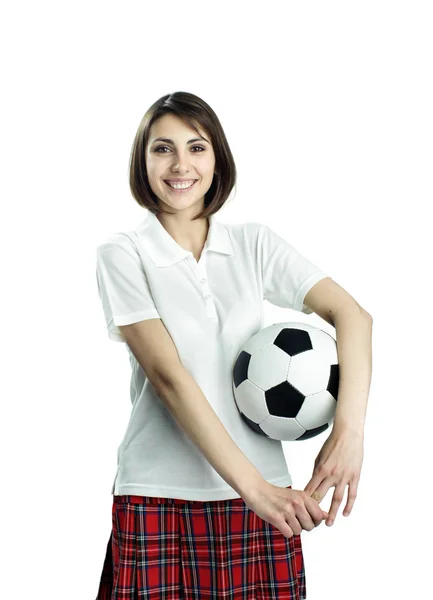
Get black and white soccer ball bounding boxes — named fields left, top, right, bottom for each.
left=232, top=322, right=339, bottom=441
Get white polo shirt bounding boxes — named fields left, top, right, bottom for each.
left=96, top=209, right=329, bottom=500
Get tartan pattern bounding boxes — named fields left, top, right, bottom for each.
left=95, top=486, right=306, bottom=599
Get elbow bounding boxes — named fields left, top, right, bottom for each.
left=153, top=366, right=187, bottom=399
left=360, top=308, right=373, bottom=322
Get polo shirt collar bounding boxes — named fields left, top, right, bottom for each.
left=137, top=209, right=235, bottom=267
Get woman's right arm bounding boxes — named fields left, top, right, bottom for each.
left=118, top=317, right=264, bottom=498
left=119, top=318, right=328, bottom=539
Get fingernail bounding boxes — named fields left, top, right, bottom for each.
left=327, top=520, right=333, bottom=526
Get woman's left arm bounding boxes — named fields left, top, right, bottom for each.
left=303, top=309, right=373, bottom=526
left=302, top=277, right=373, bottom=526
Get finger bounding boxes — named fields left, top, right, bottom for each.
left=315, top=493, right=330, bottom=519
left=305, top=493, right=329, bottom=525
left=297, top=506, right=317, bottom=532
left=326, top=482, right=346, bottom=526
left=303, top=480, right=314, bottom=495
left=309, top=480, right=330, bottom=504
left=343, top=477, right=359, bottom=517
left=303, top=475, right=325, bottom=497
left=285, top=512, right=302, bottom=537
left=311, top=490, right=323, bottom=503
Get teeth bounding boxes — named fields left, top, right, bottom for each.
left=166, top=180, right=195, bottom=189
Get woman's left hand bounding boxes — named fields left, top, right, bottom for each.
left=303, top=427, right=364, bottom=527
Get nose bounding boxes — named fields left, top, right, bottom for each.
left=171, top=150, right=191, bottom=173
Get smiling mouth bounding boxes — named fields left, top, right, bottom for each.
left=164, top=180, right=198, bottom=190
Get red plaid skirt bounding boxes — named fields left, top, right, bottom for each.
left=95, top=485, right=306, bottom=599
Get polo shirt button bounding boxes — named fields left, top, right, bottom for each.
left=200, top=278, right=206, bottom=284
left=205, top=294, right=211, bottom=300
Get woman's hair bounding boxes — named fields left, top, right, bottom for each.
left=129, top=91, right=237, bottom=221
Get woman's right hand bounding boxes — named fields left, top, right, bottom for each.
left=242, top=480, right=329, bottom=539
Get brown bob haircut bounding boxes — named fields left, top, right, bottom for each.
left=129, top=91, right=237, bottom=221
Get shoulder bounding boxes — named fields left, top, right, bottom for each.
left=221, top=221, right=270, bottom=257
left=96, top=230, right=139, bottom=257
left=223, top=220, right=266, bottom=240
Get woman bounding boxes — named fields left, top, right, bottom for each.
left=95, top=91, right=360, bottom=599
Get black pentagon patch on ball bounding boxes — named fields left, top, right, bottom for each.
left=233, top=350, right=251, bottom=388
left=328, top=363, right=340, bottom=400
left=266, top=381, right=305, bottom=418
left=240, top=411, right=271, bottom=437
left=273, top=328, right=313, bottom=356
left=296, top=423, right=330, bottom=441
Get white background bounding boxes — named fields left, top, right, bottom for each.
left=1, top=1, right=432, bottom=598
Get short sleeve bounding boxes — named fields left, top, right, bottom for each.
left=96, top=236, right=161, bottom=342
left=259, top=224, right=330, bottom=314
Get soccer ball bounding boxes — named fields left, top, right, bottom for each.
left=232, top=322, right=339, bottom=441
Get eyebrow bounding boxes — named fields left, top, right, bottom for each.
left=151, top=136, right=209, bottom=145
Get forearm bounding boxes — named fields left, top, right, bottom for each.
left=155, top=368, right=263, bottom=497
left=332, top=310, right=373, bottom=436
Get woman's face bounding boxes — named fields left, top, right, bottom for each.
left=145, top=113, right=217, bottom=214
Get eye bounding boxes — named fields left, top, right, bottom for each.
left=154, top=146, right=205, bottom=153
